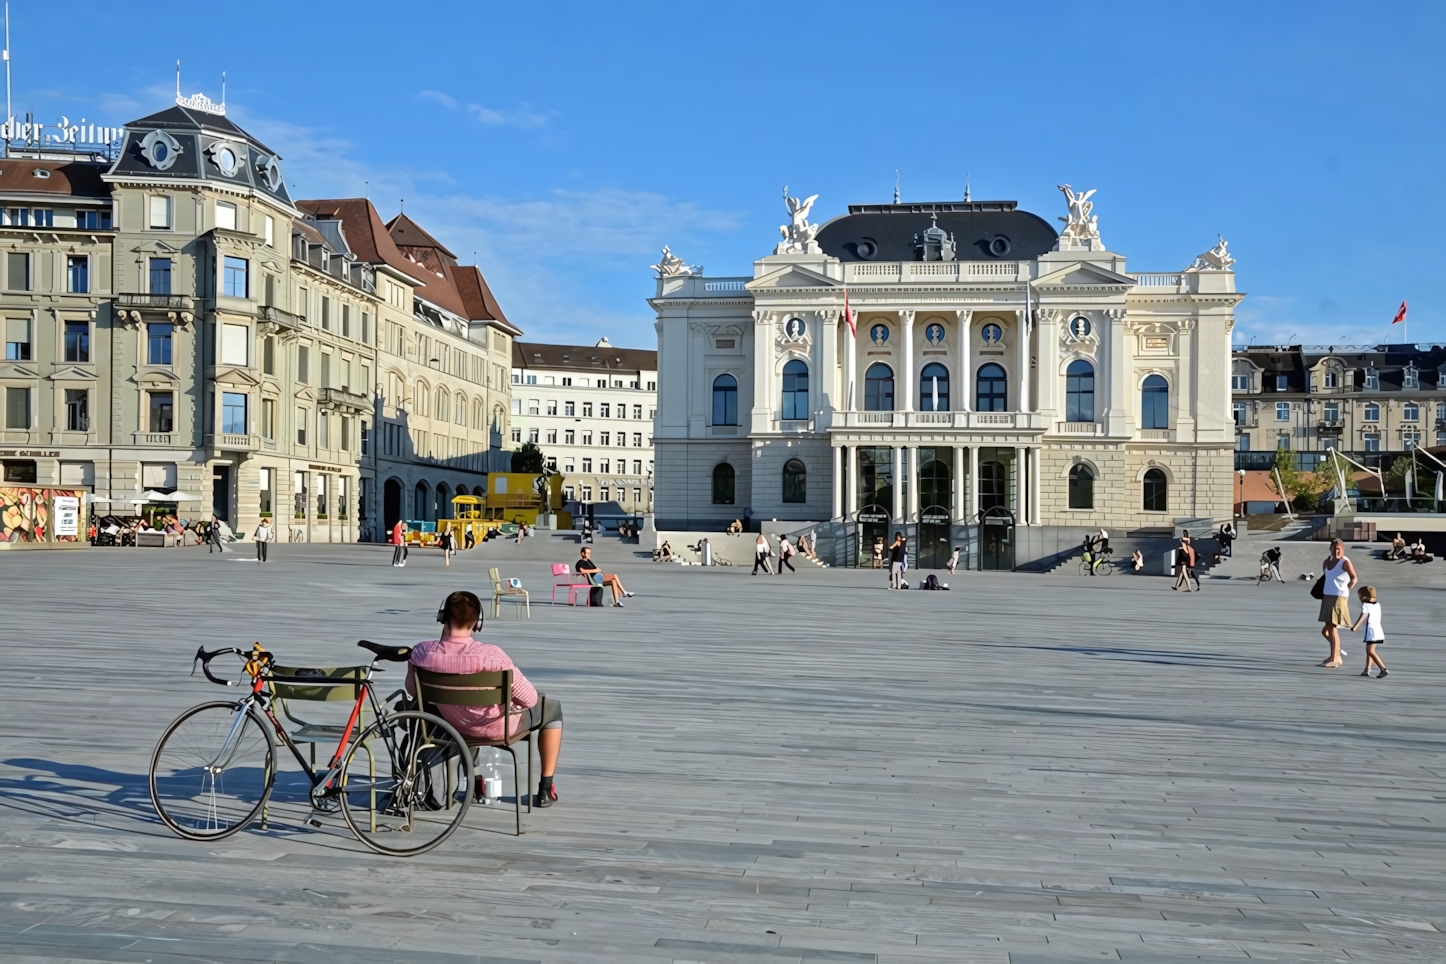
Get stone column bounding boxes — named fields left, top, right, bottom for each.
left=751, top=309, right=772, bottom=434
left=900, top=310, right=916, bottom=413
left=832, top=444, right=843, bottom=521
left=907, top=445, right=919, bottom=522
left=1104, top=308, right=1128, bottom=436
left=956, top=309, right=972, bottom=413
left=1013, top=446, right=1025, bottom=521
left=1016, top=310, right=1030, bottom=413
left=844, top=314, right=857, bottom=411
left=968, top=445, right=979, bottom=520
left=846, top=445, right=856, bottom=518
left=1030, top=446, right=1042, bottom=525
left=819, top=309, right=838, bottom=426
left=952, top=445, right=965, bottom=522
left=892, top=445, right=903, bottom=522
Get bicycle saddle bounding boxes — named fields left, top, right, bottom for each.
left=357, top=640, right=412, bottom=662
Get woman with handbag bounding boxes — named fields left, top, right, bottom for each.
left=1315, top=539, right=1357, bottom=668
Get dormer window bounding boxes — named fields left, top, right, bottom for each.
left=1275, top=374, right=1288, bottom=391
left=1323, top=370, right=1337, bottom=388
left=1365, top=368, right=1380, bottom=390
left=912, top=214, right=956, bottom=262
left=1404, top=365, right=1419, bottom=389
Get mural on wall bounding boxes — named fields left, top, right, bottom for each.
left=0, top=488, right=86, bottom=543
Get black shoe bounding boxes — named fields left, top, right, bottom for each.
left=1377, top=669, right=1389, bottom=678
left=535, top=785, right=557, bottom=808
left=1360, top=670, right=1372, bottom=677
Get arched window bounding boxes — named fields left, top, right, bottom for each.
left=415, top=381, right=429, bottom=417
left=435, top=388, right=449, bottom=423
left=1143, top=468, right=1168, bottom=512
left=1068, top=464, right=1094, bottom=509
left=413, top=481, right=430, bottom=520
left=712, top=374, right=738, bottom=426
left=1065, top=360, right=1094, bottom=422
left=1142, top=375, right=1169, bottom=429
left=979, top=460, right=1007, bottom=510
left=976, top=364, right=1007, bottom=411
left=492, top=405, right=504, bottom=432
left=474, top=399, right=485, bottom=430
left=781, top=360, right=809, bottom=420
left=436, top=482, right=450, bottom=519
left=782, top=458, right=806, bottom=503
left=919, top=363, right=950, bottom=411
left=864, top=363, right=894, bottom=411
left=455, top=392, right=466, bottom=425
left=387, top=372, right=403, bottom=408
left=712, top=462, right=735, bottom=504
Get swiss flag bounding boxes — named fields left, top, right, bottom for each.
left=1393, top=300, right=1408, bottom=324
left=842, top=288, right=856, bottom=337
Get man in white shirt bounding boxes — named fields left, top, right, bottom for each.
left=253, top=518, right=273, bottom=564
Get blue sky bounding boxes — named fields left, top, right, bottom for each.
left=17, top=1, right=1446, bottom=349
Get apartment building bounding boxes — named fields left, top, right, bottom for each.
left=509, top=338, right=657, bottom=513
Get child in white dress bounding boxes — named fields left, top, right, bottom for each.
left=1350, top=586, right=1388, bottom=678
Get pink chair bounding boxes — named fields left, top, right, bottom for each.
left=551, top=563, right=593, bottom=606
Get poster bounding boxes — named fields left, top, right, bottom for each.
left=53, top=496, right=80, bottom=537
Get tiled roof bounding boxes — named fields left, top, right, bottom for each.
left=513, top=340, right=657, bottom=373
left=0, top=159, right=109, bottom=199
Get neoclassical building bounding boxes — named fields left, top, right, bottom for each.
left=651, top=189, right=1242, bottom=567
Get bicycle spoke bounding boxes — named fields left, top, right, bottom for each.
left=150, top=702, right=275, bottom=840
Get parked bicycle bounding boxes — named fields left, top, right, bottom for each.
left=1079, top=548, right=1115, bottom=577
left=148, top=640, right=475, bottom=857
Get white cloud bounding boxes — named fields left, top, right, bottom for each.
left=417, top=89, right=553, bottom=130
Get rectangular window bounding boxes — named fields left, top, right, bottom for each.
left=221, top=324, right=249, bottom=366
left=1277, top=434, right=1290, bottom=450
left=565, top=430, right=575, bottom=444
left=1404, top=430, right=1421, bottom=450
left=361, top=312, right=372, bottom=344
left=1365, top=369, right=1379, bottom=390
left=321, top=297, right=331, bottom=330
left=1324, top=371, right=1338, bottom=388
left=297, top=408, right=308, bottom=445
left=259, top=467, right=273, bottom=515
left=297, top=287, right=308, bottom=321
left=215, top=201, right=237, bottom=231
left=600, top=432, right=610, bottom=446
left=600, top=459, right=611, bottom=474
left=562, top=377, right=573, bottom=387
left=261, top=398, right=275, bottom=440
left=582, top=432, right=592, bottom=445
left=361, top=420, right=370, bottom=455
left=318, top=411, right=330, bottom=449
left=66, top=255, right=89, bottom=293
left=149, top=258, right=173, bottom=295
left=4, top=386, right=30, bottom=429
left=582, top=458, right=592, bottom=472
left=31, top=209, right=52, bottom=227
left=510, top=398, right=521, bottom=415
left=1274, top=375, right=1288, bottom=391
left=600, top=486, right=610, bottom=502
left=1404, top=368, right=1419, bottom=389
left=546, top=430, right=557, bottom=444
left=148, top=196, right=172, bottom=229
left=222, top=392, right=247, bottom=434
left=76, top=209, right=111, bottom=230
left=5, top=318, right=31, bottom=361
left=6, top=252, right=29, bottom=291
left=1232, top=402, right=1246, bottom=425
left=647, top=381, right=656, bottom=391
left=547, top=399, right=558, bottom=416
left=633, top=405, right=643, bottom=419
left=1364, top=403, right=1379, bottom=421
left=263, top=336, right=275, bottom=375
left=1275, top=402, right=1290, bottom=421
left=64, top=389, right=89, bottom=431
left=1364, top=433, right=1380, bottom=452
left=1404, top=403, right=1419, bottom=421
left=510, top=426, right=521, bottom=443
left=148, top=391, right=173, bottom=432
left=223, top=256, right=248, bottom=298
left=64, top=321, right=90, bottom=362
left=582, top=486, right=592, bottom=501
left=321, top=351, right=332, bottom=388
left=528, top=398, right=540, bottom=415
left=600, top=403, right=611, bottom=418
left=528, top=427, right=539, bottom=443
left=264, top=215, right=274, bottom=247
left=1323, top=402, right=1339, bottom=424
left=582, top=402, right=593, bottom=417
left=1230, top=374, right=1249, bottom=391
left=564, top=401, right=575, bottom=417
left=298, top=346, right=310, bottom=384
left=341, top=304, right=351, bottom=338
left=5, top=207, right=29, bottom=226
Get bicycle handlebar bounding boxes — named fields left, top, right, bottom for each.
left=191, top=646, right=245, bottom=687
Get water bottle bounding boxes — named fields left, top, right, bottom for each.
left=482, top=748, right=502, bottom=805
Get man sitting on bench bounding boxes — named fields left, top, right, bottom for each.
left=575, top=546, right=634, bottom=607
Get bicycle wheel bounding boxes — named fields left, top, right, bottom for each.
left=337, top=710, right=473, bottom=857
left=1078, top=560, right=1092, bottom=576
left=1097, top=559, right=1115, bottom=576
left=150, top=701, right=275, bottom=840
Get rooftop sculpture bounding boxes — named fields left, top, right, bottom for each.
left=777, top=187, right=821, bottom=254
left=1056, top=184, right=1103, bottom=250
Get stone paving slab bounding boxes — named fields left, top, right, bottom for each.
left=0, top=534, right=1443, bottom=962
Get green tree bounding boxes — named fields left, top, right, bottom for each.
left=511, top=442, right=545, bottom=474
left=1268, top=448, right=1330, bottom=511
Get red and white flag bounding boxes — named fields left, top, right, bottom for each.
left=842, top=288, right=856, bottom=337
left=1393, top=300, right=1408, bottom=324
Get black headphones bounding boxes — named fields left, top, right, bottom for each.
left=436, top=591, right=484, bottom=632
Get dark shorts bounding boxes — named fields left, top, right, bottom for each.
left=520, top=695, right=564, bottom=731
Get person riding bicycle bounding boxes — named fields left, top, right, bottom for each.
left=405, top=591, right=564, bottom=808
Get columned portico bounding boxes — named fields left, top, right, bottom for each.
left=891, top=445, right=903, bottom=522
left=1014, top=446, right=1026, bottom=522
left=967, top=445, right=979, bottom=521
left=952, top=445, right=965, bottom=522
left=900, top=310, right=916, bottom=413
left=832, top=444, right=844, bottom=520
left=906, top=445, right=919, bottom=522
left=956, top=309, right=972, bottom=413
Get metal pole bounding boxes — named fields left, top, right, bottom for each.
left=3, top=1, right=11, bottom=159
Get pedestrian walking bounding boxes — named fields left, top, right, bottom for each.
left=208, top=514, right=225, bottom=554
left=253, top=517, right=273, bottom=564
left=871, top=535, right=884, bottom=569
left=946, top=546, right=959, bottom=574
left=752, top=533, right=773, bottom=575
left=1317, top=538, right=1357, bottom=667
left=1171, top=536, right=1199, bottom=591
left=440, top=528, right=454, bottom=567
left=888, top=532, right=907, bottom=589
left=1350, top=586, right=1388, bottom=678
left=391, top=519, right=409, bottom=567
left=777, top=534, right=796, bottom=574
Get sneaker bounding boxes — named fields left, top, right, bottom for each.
left=614, top=601, right=624, bottom=608
left=624, top=591, right=636, bottom=597
left=1377, top=669, right=1389, bottom=678
left=1360, top=670, right=1372, bottom=677
left=535, top=784, right=557, bottom=808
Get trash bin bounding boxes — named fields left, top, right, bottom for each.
left=1163, top=549, right=1177, bottom=577
left=701, top=538, right=712, bottom=566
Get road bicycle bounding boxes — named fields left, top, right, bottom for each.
left=148, top=640, right=475, bottom=857
left=1079, top=550, right=1115, bottom=577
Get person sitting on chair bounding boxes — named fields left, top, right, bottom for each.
left=406, top=591, right=564, bottom=808
left=575, top=546, right=634, bottom=606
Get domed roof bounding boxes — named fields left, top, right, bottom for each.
left=816, top=201, right=1057, bottom=262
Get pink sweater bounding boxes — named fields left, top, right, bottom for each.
left=404, top=636, right=537, bottom=740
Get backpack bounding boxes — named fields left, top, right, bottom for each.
left=922, top=574, right=940, bottom=590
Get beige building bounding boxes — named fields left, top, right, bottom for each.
left=0, top=95, right=517, bottom=544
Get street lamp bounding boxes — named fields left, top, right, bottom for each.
left=1237, top=468, right=1246, bottom=518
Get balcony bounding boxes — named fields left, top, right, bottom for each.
left=133, top=432, right=177, bottom=446
left=258, top=304, right=309, bottom=332
left=116, top=293, right=195, bottom=311
left=319, top=387, right=370, bottom=412
left=1055, top=421, right=1104, bottom=436
left=1317, top=421, right=1344, bottom=436
left=828, top=410, right=1044, bottom=432
left=842, top=261, right=1022, bottom=284
left=206, top=432, right=261, bottom=453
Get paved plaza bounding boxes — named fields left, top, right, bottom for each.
left=1, top=534, right=1445, bottom=963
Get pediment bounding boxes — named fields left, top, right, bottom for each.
left=1033, top=261, right=1137, bottom=289
left=46, top=366, right=98, bottom=381
left=130, top=240, right=183, bottom=255
left=0, top=364, right=39, bottom=378
left=294, top=386, right=318, bottom=403
left=134, top=369, right=180, bottom=387
left=747, top=264, right=840, bottom=290
left=213, top=367, right=262, bottom=387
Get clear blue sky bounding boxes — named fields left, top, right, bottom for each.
left=17, top=1, right=1446, bottom=350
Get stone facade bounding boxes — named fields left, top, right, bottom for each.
left=651, top=192, right=1242, bottom=557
